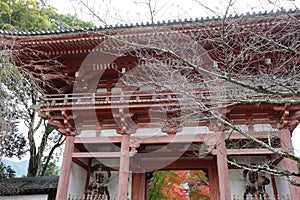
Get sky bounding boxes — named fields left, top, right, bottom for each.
left=47, top=0, right=300, bottom=26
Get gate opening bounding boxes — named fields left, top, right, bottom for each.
left=147, top=169, right=210, bottom=200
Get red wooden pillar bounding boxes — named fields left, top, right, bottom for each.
left=208, top=163, right=220, bottom=200
left=216, top=131, right=231, bottom=200
left=280, top=129, right=300, bottom=199
left=131, top=172, right=146, bottom=200
left=56, top=135, right=74, bottom=200
left=118, top=135, right=130, bottom=200
left=85, top=158, right=92, bottom=190
left=271, top=175, right=279, bottom=199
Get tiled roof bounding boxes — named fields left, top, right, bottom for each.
left=0, top=8, right=298, bottom=36
left=0, top=176, right=58, bottom=195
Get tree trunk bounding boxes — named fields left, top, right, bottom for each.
left=27, top=129, right=37, bottom=177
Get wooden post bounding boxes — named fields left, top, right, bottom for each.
left=280, top=129, right=300, bottom=199
left=85, top=158, right=92, bottom=190
left=118, top=134, right=130, bottom=200
left=56, top=135, right=74, bottom=200
left=216, top=131, right=231, bottom=200
left=209, top=163, right=220, bottom=200
left=271, top=175, right=279, bottom=200
left=131, top=172, right=146, bottom=200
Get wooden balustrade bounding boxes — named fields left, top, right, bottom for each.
left=68, top=194, right=110, bottom=200
left=40, top=91, right=187, bottom=107
left=39, top=89, right=267, bottom=107
left=67, top=194, right=290, bottom=200
left=232, top=194, right=290, bottom=200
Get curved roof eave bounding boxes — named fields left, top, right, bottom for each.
left=0, top=7, right=298, bottom=39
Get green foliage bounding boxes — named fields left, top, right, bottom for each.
left=0, top=0, right=92, bottom=177
left=49, top=13, right=94, bottom=29
left=0, top=0, right=50, bottom=31
left=0, top=159, right=16, bottom=181
left=40, top=159, right=60, bottom=176
left=148, top=171, right=173, bottom=200
left=148, top=171, right=165, bottom=200
left=0, top=125, right=27, bottom=158
left=0, top=0, right=93, bottom=31
left=148, top=170, right=210, bottom=200
left=0, top=61, right=27, bottom=159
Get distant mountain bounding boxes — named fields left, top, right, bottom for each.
left=2, top=159, right=28, bottom=177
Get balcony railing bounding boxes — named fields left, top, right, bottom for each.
left=40, top=89, right=294, bottom=108
left=67, top=194, right=290, bottom=200
left=68, top=194, right=110, bottom=200
left=232, top=194, right=290, bottom=200
left=40, top=91, right=185, bottom=107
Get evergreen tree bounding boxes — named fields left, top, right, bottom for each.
left=0, top=159, right=16, bottom=181
left=0, top=0, right=93, bottom=177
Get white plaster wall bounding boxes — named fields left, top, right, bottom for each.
left=225, top=124, right=278, bottom=133
left=67, top=162, right=87, bottom=196
left=229, top=169, right=245, bottom=197
left=253, top=124, right=278, bottom=132
left=134, top=128, right=166, bottom=136
left=92, top=159, right=120, bottom=172
left=76, top=129, right=119, bottom=137
left=177, top=126, right=214, bottom=134
left=229, top=156, right=270, bottom=164
left=0, top=194, right=48, bottom=200
left=78, top=130, right=96, bottom=137
left=274, top=160, right=290, bottom=197
left=225, top=125, right=248, bottom=133
left=128, top=172, right=132, bottom=200
left=107, top=171, right=119, bottom=200
left=133, top=126, right=213, bottom=137
left=77, top=126, right=215, bottom=138
left=101, top=129, right=119, bottom=137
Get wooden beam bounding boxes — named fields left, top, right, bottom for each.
left=118, top=135, right=130, bottom=200
left=56, top=136, right=74, bottom=200
left=72, top=157, right=88, bottom=170
left=73, top=152, right=120, bottom=158
left=74, top=136, right=122, bottom=144
left=72, top=151, right=136, bottom=158
left=74, top=131, right=279, bottom=145
left=225, top=131, right=280, bottom=139
left=40, top=102, right=186, bottom=111
left=138, top=159, right=215, bottom=170
left=222, top=148, right=280, bottom=155
left=74, top=134, right=207, bottom=144
left=274, top=104, right=300, bottom=111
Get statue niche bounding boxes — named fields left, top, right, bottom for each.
left=86, top=164, right=111, bottom=200
left=243, top=170, right=270, bottom=200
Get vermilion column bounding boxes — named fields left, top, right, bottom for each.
left=216, top=131, right=231, bottom=200
left=56, top=135, right=74, bottom=199
left=208, top=164, right=221, bottom=200
left=132, top=172, right=146, bottom=200
left=280, top=129, right=300, bottom=199
left=118, top=134, right=130, bottom=200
